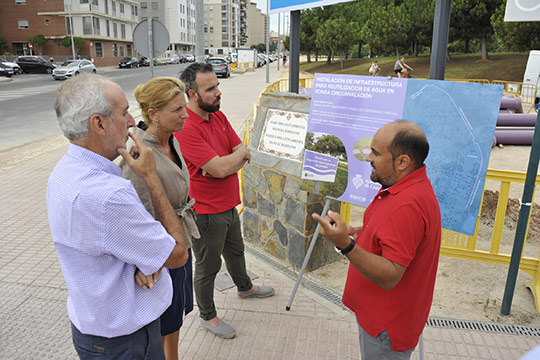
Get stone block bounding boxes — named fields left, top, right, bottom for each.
left=243, top=163, right=267, bottom=194
left=273, top=220, right=287, bottom=246
left=260, top=217, right=275, bottom=242
left=276, top=159, right=302, bottom=177
left=258, top=193, right=276, bottom=217
left=242, top=209, right=261, bottom=246
left=305, top=202, right=323, bottom=234
left=286, top=197, right=305, bottom=233
left=243, top=185, right=257, bottom=209
left=263, top=238, right=286, bottom=261
left=287, top=228, right=307, bottom=269
left=251, top=151, right=280, bottom=168
left=263, top=170, right=285, bottom=204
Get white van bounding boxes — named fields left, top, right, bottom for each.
left=522, top=50, right=540, bottom=107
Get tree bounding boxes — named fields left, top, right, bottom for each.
left=283, top=36, right=289, bottom=51
left=0, top=36, right=8, bottom=53
left=300, top=8, right=319, bottom=62
left=361, top=1, right=411, bottom=58
left=316, top=18, right=355, bottom=69
left=402, top=0, right=434, bottom=56
left=309, top=135, right=347, bottom=161
left=491, top=0, right=540, bottom=51
left=62, top=36, right=85, bottom=54
left=450, top=0, right=503, bottom=59
left=28, top=34, right=48, bottom=55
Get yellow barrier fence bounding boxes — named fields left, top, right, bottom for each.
left=492, top=80, right=538, bottom=113
left=445, top=78, right=491, bottom=84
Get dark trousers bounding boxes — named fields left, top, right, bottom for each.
left=71, top=318, right=165, bottom=359
left=192, top=208, right=253, bottom=320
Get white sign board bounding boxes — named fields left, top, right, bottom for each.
left=237, top=48, right=257, bottom=68
left=258, top=109, right=308, bottom=161
left=269, top=0, right=355, bottom=14
left=505, top=0, right=540, bottom=21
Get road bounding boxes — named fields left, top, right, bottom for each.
left=0, top=64, right=191, bottom=151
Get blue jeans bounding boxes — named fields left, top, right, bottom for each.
left=71, top=318, right=165, bottom=359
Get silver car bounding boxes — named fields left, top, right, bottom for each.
left=0, top=57, right=22, bottom=74
left=52, top=59, right=96, bottom=80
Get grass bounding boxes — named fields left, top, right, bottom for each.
left=300, top=52, right=529, bottom=82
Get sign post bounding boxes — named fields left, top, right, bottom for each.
left=28, top=42, right=33, bottom=56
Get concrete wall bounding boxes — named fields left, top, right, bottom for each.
left=242, top=92, right=341, bottom=271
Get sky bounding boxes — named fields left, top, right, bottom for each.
left=251, top=0, right=287, bottom=33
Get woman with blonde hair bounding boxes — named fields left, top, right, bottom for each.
left=118, top=76, right=199, bottom=360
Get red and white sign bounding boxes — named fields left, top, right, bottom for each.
left=28, top=43, right=33, bottom=49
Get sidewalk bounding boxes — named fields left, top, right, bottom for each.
left=0, top=62, right=539, bottom=359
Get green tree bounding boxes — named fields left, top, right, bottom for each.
left=402, top=0, right=434, bottom=56
left=28, top=34, right=48, bottom=55
left=309, top=135, right=347, bottom=161
left=491, top=0, right=540, bottom=51
left=316, top=18, right=355, bottom=68
left=450, top=0, right=503, bottom=59
left=283, top=36, right=289, bottom=51
left=300, top=8, right=319, bottom=62
left=361, top=1, right=411, bottom=57
left=62, top=36, right=85, bottom=54
left=0, top=36, right=8, bottom=53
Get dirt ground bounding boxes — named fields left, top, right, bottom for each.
left=306, top=145, right=540, bottom=327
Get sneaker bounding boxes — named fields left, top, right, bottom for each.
left=200, top=318, right=236, bottom=339
left=237, top=286, right=275, bottom=299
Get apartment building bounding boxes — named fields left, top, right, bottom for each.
left=203, top=0, right=265, bottom=55
left=0, top=0, right=140, bottom=66
left=246, top=1, right=265, bottom=47
left=139, top=0, right=196, bottom=53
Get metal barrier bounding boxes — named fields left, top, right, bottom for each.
left=446, top=78, right=491, bottom=84
left=492, top=80, right=538, bottom=113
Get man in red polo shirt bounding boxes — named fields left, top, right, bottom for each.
left=313, top=120, right=441, bottom=359
left=175, top=63, right=275, bottom=339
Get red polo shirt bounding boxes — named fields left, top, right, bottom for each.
left=174, top=108, right=242, bottom=214
left=342, top=165, right=441, bottom=351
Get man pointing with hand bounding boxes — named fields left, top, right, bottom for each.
left=313, top=120, right=441, bottom=359
left=47, top=74, right=188, bottom=359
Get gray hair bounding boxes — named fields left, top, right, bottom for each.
left=54, top=74, right=114, bottom=141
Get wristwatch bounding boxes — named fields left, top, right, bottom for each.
left=335, top=236, right=356, bottom=256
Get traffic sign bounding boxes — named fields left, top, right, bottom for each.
left=132, top=19, right=169, bottom=58
left=28, top=43, right=33, bottom=50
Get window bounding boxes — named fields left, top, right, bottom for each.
left=121, top=24, right=126, bottom=39
left=95, top=42, right=103, bottom=57
left=93, top=17, right=101, bottom=35
left=113, top=22, right=118, bottom=38
left=119, top=45, right=124, bottom=57
left=222, top=34, right=228, bottom=40
left=113, top=43, right=118, bottom=56
left=66, top=17, right=73, bottom=34
left=222, top=27, right=227, bottom=33
left=132, top=5, right=138, bottom=16
left=80, top=0, right=89, bottom=3
left=15, top=0, right=27, bottom=4
left=221, top=5, right=226, bottom=10
left=152, top=2, right=158, bottom=10
left=106, top=20, right=110, bottom=36
left=126, top=44, right=132, bottom=56
left=112, top=1, right=116, bottom=16
left=83, top=16, right=92, bottom=34
left=92, top=0, right=98, bottom=5
left=105, top=0, right=108, bottom=14
left=17, top=19, right=29, bottom=29
left=120, top=3, right=124, bottom=13
left=141, top=2, right=147, bottom=9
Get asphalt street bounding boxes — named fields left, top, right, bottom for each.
left=0, top=63, right=191, bottom=151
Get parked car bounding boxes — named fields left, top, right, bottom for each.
left=256, top=54, right=266, bottom=67
left=0, top=63, right=14, bottom=77
left=185, top=54, right=195, bottom=62
left=0, top=57, right=21, bottom=74
left=119, top=57, right=139, bottom=68
left=138, top=57, right=157, bottom=66
left=167, top=54, right=181, bottom=64
left=15, top=56, right=56, bottom=74
left=52, top=59, right=97, bottom=80
left=206, top=57, right=230, bottom=78
left=177, top=54, right=187, bottom=63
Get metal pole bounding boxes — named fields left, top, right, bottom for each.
left=265, top=0, right=270, bottom=83
left=68, top=0, right=76, bottom=60
left=195, top=0, right=204, bottom=62
left=286, top=196, right=333, bottom=310
left=429, top=0, right=452, bottom=80
left=288, top=10, right=300, bottom=93
left=501, top=110, right=540, bottom=315
left=148, top=19, right=154, bottom=79
left=277, top=12, right=280, bottom=71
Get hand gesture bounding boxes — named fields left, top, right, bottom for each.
left=118, top=133, right=157, bottom=181
left=312, top=210, right=351, bottom=249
